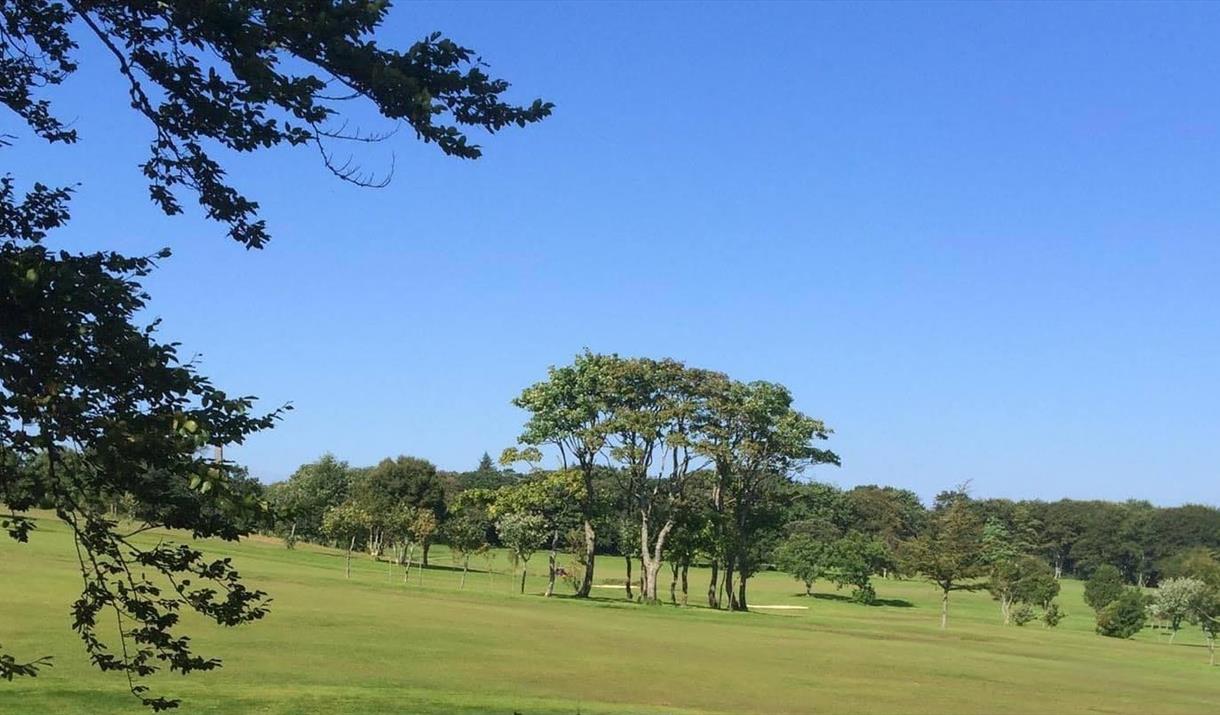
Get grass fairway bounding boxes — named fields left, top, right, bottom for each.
left=3, top=514, right=1217, bottom=714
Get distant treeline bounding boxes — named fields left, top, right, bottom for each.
left=258, top=449, right=1219, bottom=589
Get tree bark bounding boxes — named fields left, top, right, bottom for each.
left=625, top=555, right=634, bottom=600
left=460, top=556, right=469, bottom=589
left=707, top=559, right=720, bottom=609
left=681, top=563, right=689, bottom=606
left=345, top=535, right=355, bottom=579
left=519, top=564, right=528, bottom=594
left=422, top=540, right=431, bottom=568
left=737, top=574, right=749, bottom=611
left=639, top=515, right=674, bottom=604
left=670, top=562, right=679, bottom=605
left=545, top=530, right=559, bottom=597
left=941, top=588, right=950, bottom=630
left=723, top=558, right=739, bottom=611
left=578, top=519, right=596, bottom=597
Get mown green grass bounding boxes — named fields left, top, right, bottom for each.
left=2, top=513, right=1217, bottom=714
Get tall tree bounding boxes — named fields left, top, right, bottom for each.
left=267, top=453, right=352, bottom=546
left=695, top=377, right=838, bottom=610
left=902, top=499, right=987, bottom=629
left=353, top=456, right=446, bottom=565
left=509, top=351, right=618, bottom=598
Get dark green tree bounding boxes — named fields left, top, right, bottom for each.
left=1096, top=589, right=1148, bottom=639
left=353, top=456, right=446, bottom=565
left=901, top=499, right=987, bottom=629
left=0, top=182, right=283, bottom=709
left=1084, top=564, right=1126, bottom=612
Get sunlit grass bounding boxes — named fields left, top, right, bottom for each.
left=2, top=513, right=1217, bottom=714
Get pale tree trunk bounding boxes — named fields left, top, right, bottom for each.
left=345, top=535, right=355, bottom=578
left=578, top=518, right=596, bottom=598
left=624, top=555, right=634, bottom=600
left=545, top=530, right=559, bottom=597
left=723, top=558, right=739, bottom=611
left=1000, top=595, right=1012, bottom=625
left=460, top=555, right=469, bottom=590
left=941, top=589, right=950, bottom=630
left=804, top=580, right=813, bottom=596
left=1208, top=636, right=1216, bottom=666
left=638, top=516, right=674, bottom=604
left=1169, top=627, right=1177, bottom=645
left=403, top=545, right=414, bottom=584
left=287, top=522, right=297, bottom=549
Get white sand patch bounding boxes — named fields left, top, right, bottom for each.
left=748, top=604, right=809, bottom=610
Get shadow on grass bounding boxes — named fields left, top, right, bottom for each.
left=803, top=592, right=915, bottom=608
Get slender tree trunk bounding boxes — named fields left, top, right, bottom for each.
left=287, top=522, right=297, bottom=549
left=670, top=562, right=679, bottom=605
left=579, top=518, right=596, bottom=598
left=422, top=540, right=431, bottom=568
left=639, top=516, right=674, bottom=604
left=805, top=580, right=813, bottom=596
left=707, top=559, right=720, bottom=609
left=941, top=588, right=950, bottom=630
left=625, top=555, right=634, bottom=600
left=417, top=556, right=424, bottom=586
left=1169, top=628, right=1177, bottom=645
left=545, top=530, right=559, bottom=597
left=724, top=558, right=738, bottom=611
left=1208, top=637, right=1216, bottom=666
left=1001, top=595, right=1012, bottom=625
left=460, top=555, right=469, bottom=590
left=681, top=563, right=689, bottom=606
left=520, top=563, right=528, bottom=594
left=345, top=535, right=355, bottom=578
left=403, top=546, right=414, bottom=584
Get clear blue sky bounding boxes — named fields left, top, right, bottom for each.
left=9, top=2, right=1220, bottom=504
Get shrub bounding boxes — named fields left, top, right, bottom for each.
left=1043, top=602, right=1065, bottom=628
left=1084, top=565, right=1125, bottom=612
left=1011, top=604, right=1036, bottom=626
left=1096, top=589, right=1148, bottom=639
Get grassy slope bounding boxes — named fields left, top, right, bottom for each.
left=2, top=514, right=1217, bottom=714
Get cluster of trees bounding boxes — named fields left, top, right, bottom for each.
left=250, top=352, right=1220, bottom=638
left=1082, top=562, right=1220, bottom=662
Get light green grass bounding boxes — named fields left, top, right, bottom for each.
left=2, top=513, right=1217, bottom=714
